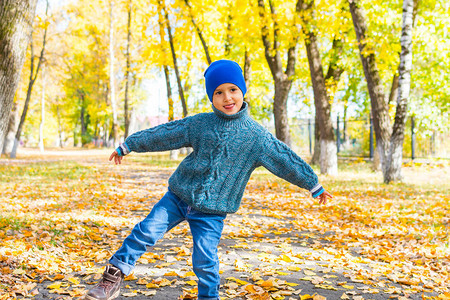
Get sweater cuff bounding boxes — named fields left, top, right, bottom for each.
left=116, top=142, right=131, bottom=157
left=310, top=183, right=325, bottom=198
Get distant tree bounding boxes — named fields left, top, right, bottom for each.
left=0, top=0, right=38, bottom=152
left=297, top=0, right=338, bottom=175
left=11, top=0, right=48, bottom=158
left=160, top=0, right=188, bottom=117
left=124, top=0, right=132, bottom=138
left=257, top=0, right=297, bottom=146
left=349, top=0, right=418, bottom=183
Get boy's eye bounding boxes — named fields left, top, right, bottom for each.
left=215, top=91, right=222, bottom=95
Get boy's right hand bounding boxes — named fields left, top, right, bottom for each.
left=109, top=150, right=123, bottom=165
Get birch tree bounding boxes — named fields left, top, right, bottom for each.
left=109, top=0, right=118, bottom=145
left=349, top=0, right=418, bottom=183
left=384, top=0, right=416, bottom=182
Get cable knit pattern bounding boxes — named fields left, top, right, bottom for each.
left=119, top=102, right=323, bottom=214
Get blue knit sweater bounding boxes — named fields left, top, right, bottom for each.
left=117, top=102, right=324, bottom=214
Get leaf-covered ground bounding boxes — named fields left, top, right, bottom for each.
left=0, top=149, right=449, bottom=300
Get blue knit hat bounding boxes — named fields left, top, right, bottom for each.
left=204, top=60, right=247, bottom=102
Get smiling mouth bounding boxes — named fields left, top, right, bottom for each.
left=223, top=104, right=235, bottom=109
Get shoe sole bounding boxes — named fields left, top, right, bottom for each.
left=84, top=289, right=120, bottom=300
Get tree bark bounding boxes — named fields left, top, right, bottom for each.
left=162, top=0, right=188, bottom=117
left=244, top=49, right=251, bottom=104
left=257, top=0, right=296, bottom=146
left=310, top=114, right=320, bottom=165
left=0, top=0, right=38, bottom=152
left=124, top=0, right=132, bottom=138
left=11, top=12, right=48, bottom=158
left=56, top=99, right=64, bottom=148
left=348, top=0, right=391, bottom=174
left=384, top=0, right=415, bottom=183
left=38, top=63, right=45, bottom=152
left=109, top=0, right=118, bottom=145
left=2, top=100, right=18, bottom=156
left=297, top=0, right=337, bottom=175
left=183, top=0, right=212, bottom=64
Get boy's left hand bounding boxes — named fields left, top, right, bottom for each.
left=109, top=150, right=123, bottom=165
left=318, top=190, right=332, bottom=205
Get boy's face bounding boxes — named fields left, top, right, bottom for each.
left=212, top=83, right=244, bottom=115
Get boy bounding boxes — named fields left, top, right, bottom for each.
left=85, top=59, right=332, bottom=300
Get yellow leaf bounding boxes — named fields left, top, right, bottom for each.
left=68, top=277, right=80, bottom=285
left=53, top=274, right=65, bottom=280
left=136, top=278, right=148, bottom=285
left=315, top=284, right=338, bottom=290
left=258, top=278, right=274, bottom=288
left=47, top=282, right=62, bottom=290
left=154, top=278, right=171, bottom=287
left=226, top=277, right=249, bottom=285
left=281, top=254, right=292, bottom=262
left=186, top=280, right=197, bottom=286
left=181, top=271, right=196, bottom=278
left=342, top=285, right=354, bottom=289
left=124, top=274, right=137, bottom=281
left=313, top=294, right=327, bottom=300
left=304, top=270, right=316, bottom=276
left=164, top=271, right=178, bottom=277
left=285, top=282, right=298, bottom=287
left=276, top=271, right=289, bottom=275
left=146, top=283, right=158, bottom=289
left=301, top=294, right=313, bottom=300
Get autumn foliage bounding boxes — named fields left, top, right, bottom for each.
left=0, top=150, right=449, bottom=299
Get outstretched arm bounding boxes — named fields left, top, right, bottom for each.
left=111, top=116, right=192, bottom=162
left=258, top=131, right=326, bottom=199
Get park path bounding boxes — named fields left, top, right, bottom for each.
left=1, top=150, right=445, bottom=300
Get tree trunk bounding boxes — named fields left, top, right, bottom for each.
left=273, top=78, right=293, bottom=146
left=2, top=100, right=18, bottom=156
left=244, top=49, right=251, bottom=104
left=310, top=114, right=320, bottom=165
left=124, top=0, right=132, bottom=138
left=348, top=0, right=391, bottom=173
left=384, top=0, right=415, bottom=183
left=109, top=0, right=118, bottom=145
left=257, top=0, right=296, bottom=146
left=388, top=73, right=399, bottom=106
left=38, top=64, right=45, bottom=152
left=162, top=0, right=188, bottom=117
left=0, top=0, right=38, bottom=152
left=164, top=66, right=174, bottom=122
left=183, top=0, right=212, bottom=64
left=56, top=101, right=64, bottom=148
left=11, top=16, right=48, bottom=158
left=388, top=0, right=419, bottom=108
left=164, top=65, right=178, bottom=159
left=297, top=0, right=337, bottom=175
left=225, top=11, right=232, bottom=57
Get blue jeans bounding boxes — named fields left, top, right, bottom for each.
left=109, top=189, right=226, bottom=300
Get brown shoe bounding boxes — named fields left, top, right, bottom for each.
left=85, top=265, right=124, bottom=300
